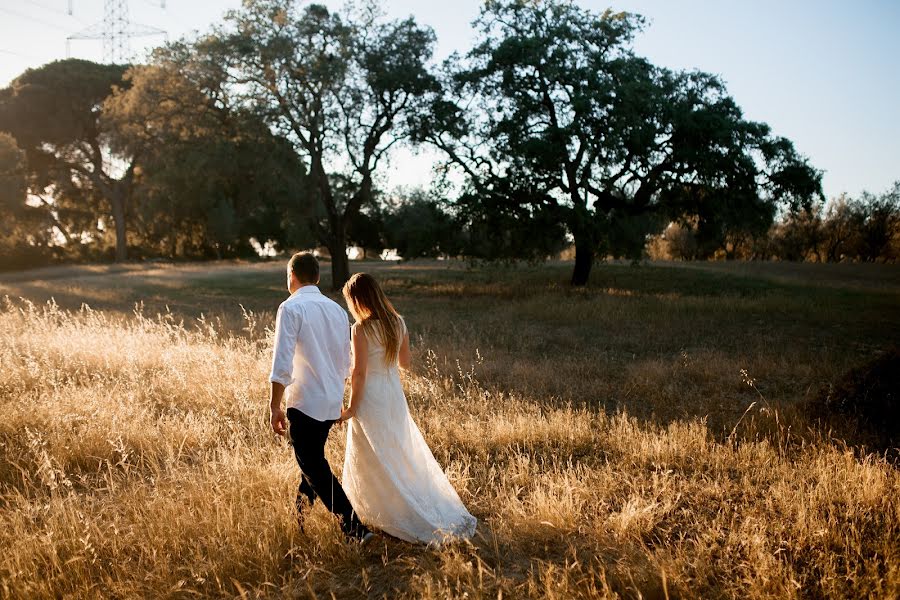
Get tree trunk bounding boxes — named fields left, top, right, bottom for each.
left=570, top=239, right=593, bottom=286
left=110, top=193, right=128, bottom=262
left=330, top=245, right=350, bottom=290
left=328, top=217, right=350, bottom=290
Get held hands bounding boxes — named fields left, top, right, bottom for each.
left=339, top=406, right=356, bottom=424
left=270, top=406, right=287, bottom=436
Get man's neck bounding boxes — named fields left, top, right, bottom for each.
left=292, top=283, right=318, bottom=295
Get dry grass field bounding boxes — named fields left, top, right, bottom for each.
left=1, top=259, right=898, bottom=599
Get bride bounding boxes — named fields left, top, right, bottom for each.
left=339, top=273, right=477, bottom=544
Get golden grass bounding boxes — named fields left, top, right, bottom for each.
left=1, top=261, right=899, bottom=598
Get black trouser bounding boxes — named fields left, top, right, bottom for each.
left=286, top=407, right=368, bottom=538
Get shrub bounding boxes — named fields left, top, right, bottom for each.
left=802, top=348, right=900, bottom=460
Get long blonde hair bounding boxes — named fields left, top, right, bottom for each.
left=342, top=273, right=403, bottom=365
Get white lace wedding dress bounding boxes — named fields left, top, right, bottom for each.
left=342, top=320, right=477, bottom=544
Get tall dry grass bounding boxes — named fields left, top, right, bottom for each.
left=1, top=291, right=898, bottom=599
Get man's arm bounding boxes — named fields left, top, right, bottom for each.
left=269, top=304, right=299, bottom=435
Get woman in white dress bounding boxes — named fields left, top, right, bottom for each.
left=339, top=273, right=477, bottom=544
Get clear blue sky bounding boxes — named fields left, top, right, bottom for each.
left=1, top=0, right=897, bottom=200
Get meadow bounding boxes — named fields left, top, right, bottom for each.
left=0, top=259, right=898, bottom=599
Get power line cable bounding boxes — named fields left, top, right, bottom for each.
left=21, top=0, right=68, bottom=16
left=20, top=0, right=88, bottom=24
left=0, top=6, right=72, bottom=32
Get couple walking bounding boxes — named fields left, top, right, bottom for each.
left=268, top=252, right=476, bottom=545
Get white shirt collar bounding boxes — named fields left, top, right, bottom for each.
left=293, top=285, right=321, bottom=296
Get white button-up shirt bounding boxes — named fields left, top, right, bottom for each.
left=269, top=285, right=351, bottom=421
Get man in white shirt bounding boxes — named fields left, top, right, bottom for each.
left=269, top=252, right=372, bottom=543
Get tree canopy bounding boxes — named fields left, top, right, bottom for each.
left=7, top=0, right=892, bottom=275
left=0, top=59, right=133, bottom=260
left=102, top=51, right=311, bottom=259
left=415, top=0, right=823, bottom=284
left=200, top=0, right=438, bottom=288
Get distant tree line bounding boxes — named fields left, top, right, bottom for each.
left=649, top=182, right=900, bottom=263
left=0, top=0, right=842, bottom=287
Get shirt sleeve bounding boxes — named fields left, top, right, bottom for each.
left=269, top=303, right=301, bottom=386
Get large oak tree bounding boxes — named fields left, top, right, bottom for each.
left=102, top=48, right=310, bottom=259
left=202, top=0, right=437, bottom=288
left=417, top=0, right=822, bottom=285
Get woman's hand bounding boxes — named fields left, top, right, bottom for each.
left=340, top=407, right=356, bottom=422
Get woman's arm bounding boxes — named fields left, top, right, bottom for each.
left=341, top=324, right=368, bottom=421
left=398, top=330, right=411, bottom=370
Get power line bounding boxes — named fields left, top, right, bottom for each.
left=21, top=0, right=70, bottom=17
left=20, top=0, right=88, bottom=24
left=0, top=6, right=72, bottom=32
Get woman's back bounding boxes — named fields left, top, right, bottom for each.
left=360, top=317, right=405, bottom=375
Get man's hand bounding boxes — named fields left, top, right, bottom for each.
left=269, top=381, right=287, bottom=436
left=271, top=406, right=287, bottom=436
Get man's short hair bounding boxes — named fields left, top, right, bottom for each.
left=289, top=252, right=319, bottom=284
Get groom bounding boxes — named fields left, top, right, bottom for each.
left=268, top=252, right=372, bottom=543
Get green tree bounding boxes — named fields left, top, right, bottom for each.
left=202, top=0, right=437, bottom=288
left=854, top=183, right=899, bottom=262
left=343, top=177, right=387, bottom=259
left=453, top=186, right=569, bottom=261
left=0, top=132, right=67, bottom=270
left=0, top=59, right=136, bottom=261
left=417, top=1, right=821, bottom=284
left=769, top=205, right=825, bottom=262
left=381, top=188, right=465, bottom=259
left=102, top=54, right=310, bottom=259
left=819, top=195, right=863, bottom=262
left=347, top=208, right=385, bottom=259
left=0, top=132, right=26, bottom=220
